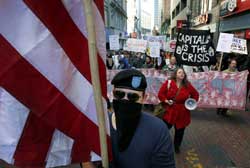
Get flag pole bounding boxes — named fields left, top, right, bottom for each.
left=82, top=0, right=109, bottom=167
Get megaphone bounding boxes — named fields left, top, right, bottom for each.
left=185, top=98, right=197, bottom=110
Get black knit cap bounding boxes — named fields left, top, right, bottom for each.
left=111, top=69, right=147, bottom=91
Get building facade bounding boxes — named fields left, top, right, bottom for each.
left=154, top=0, right=162, bottom=30
left=105, top=0, right=127, bottom=49
left=161, top=0, right=171, bottom=37
left=141, top=10, right=152, bottom=34
left=170, top=0, right=189, bottom=39
left=127, top=0, right=137, bottom=36
left=190, top=0, right=220, bottom=46
left=219, top=0, right=250, bottom=53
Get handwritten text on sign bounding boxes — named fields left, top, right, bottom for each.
left=175, top=29, right=216, bottom=66
left=123, top=38, right=147, bottom=52
left=231, top=37, right=248, bottom=55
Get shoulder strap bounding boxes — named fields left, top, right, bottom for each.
left=167, top=80, right=171, bottom=90
left=173, top=86, right=181, bottom=101
left=167, top=79, right=181, bottom=100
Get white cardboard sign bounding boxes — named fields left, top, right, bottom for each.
left=109, top=35, right=120, bottom=50
left=216, top=33, right=234, bottom=53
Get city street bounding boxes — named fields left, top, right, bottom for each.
left=1, top=0, right=250, bottom=167
left=1, top=105, right=250, bottom=168
left=61, top=104, right=250, bottom=168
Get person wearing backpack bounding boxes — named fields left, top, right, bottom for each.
left=158, top=67, right=199, bottom=154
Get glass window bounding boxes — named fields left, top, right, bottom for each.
left=208, top=0, right=212, bottom=11
left=176, top=3, right=180, bottom=16
left=172, top=9, right=175, bottom=19
left=181, top=0, right=187, bottom=10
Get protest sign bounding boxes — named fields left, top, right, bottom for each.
left=124, top=38, right=147, bottom=52
left=108, top=70, right=248, bottom=110
left=109, top=35, right=120, bottom=50
left=165, top=40, right=176, bottom=52
left=149, top=42, right=160, bottom=57
left=143, top=35, right=166, bottom=49
left=231, top=37, right=248, bottom=55
left=216, top=32, right=234, bottom=53
left=174, top=29, right=216, bottom=66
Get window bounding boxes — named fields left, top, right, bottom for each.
left=181, top=0, right=187, bottom=10
left=201, top=0, right=209, bottom=14
left=208, top=0, right=213, bottom=11
left=172, top=9, right=175, bottom=19
left=176, top=3, right=180, bottom=16
left=104, top=9, right=108, bottom=27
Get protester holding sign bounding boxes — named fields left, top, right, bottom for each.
left=158, top=68, right=199, bottom=154
left=163, top=56, right=178, bottom=73
left=217, top=59, right=238, bottom=116
left=174, top=30, right=216, bottom=66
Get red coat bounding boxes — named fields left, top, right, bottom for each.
left=158, top=80, right=199, bottom=129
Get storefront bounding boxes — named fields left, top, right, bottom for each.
left=192, top=8, right=220, bottom=46
left=219, top=0, right=250, bottom=55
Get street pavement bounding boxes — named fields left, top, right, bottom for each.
left=173, top=107, right=250, bottom=168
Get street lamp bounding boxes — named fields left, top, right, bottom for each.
left=186, top=6, right=191, bottom=29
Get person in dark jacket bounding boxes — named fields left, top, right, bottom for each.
left=106, top=53, right=114, bottom=70
left=110, top=69, right=175, bottom=168
left=142, top=56, right=154, bottom=68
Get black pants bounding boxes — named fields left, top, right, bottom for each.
left=217, top=108, right=228, bottom=115
left=163, top=120, right=185, bottom=148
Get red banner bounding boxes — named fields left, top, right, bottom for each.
left=189, top=70, right=248, bottom=110
left=107, top=70, right=248, bottom=110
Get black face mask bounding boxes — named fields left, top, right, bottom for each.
left=112, top=99, right=142, bottom=152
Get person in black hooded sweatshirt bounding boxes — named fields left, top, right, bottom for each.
left=109, top=69, right=175, bottom=168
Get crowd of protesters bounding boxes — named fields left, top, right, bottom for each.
left=107, top=49, right=250, bottom=114
left=107, top=49, right=250, bottom=73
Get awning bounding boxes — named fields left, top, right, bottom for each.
left=219, top=13, right=250, bottom=32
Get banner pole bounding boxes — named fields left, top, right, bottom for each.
left=82, top=0, right=109, bottom=167
left=218, top=52, right=224, bottom=71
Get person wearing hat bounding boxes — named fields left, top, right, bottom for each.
left=110, top=69, right=175, bottom=168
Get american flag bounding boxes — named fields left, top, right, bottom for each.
left=0, top=0, right=110, bottom=167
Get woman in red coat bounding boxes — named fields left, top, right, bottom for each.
left=158, top=67, right=199, bottom=153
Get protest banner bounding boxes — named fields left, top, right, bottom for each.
left=189, top=70, right=248, bottom=110
left=174, top=29, right=216, bottom=66
left=231, top=37, right=248, bottom=55
left=124, top=38, right=147, bottom=52
left=143, top=35, right=166, bottom=49
left=109, top=35, right=120, bottom=50
left=149, top=42, right=160, bottom=57
left=107, top=70, right=248, bottom=110
left=216, top=32, right=234, bottom=53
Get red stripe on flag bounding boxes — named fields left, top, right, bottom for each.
left=24, top=0, right=107, bottom=97
left=14, top=114, right=54, bottom=168
left=94, top=0, right=104, bottom=19
left=0, top=35, right=104, bottom=164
